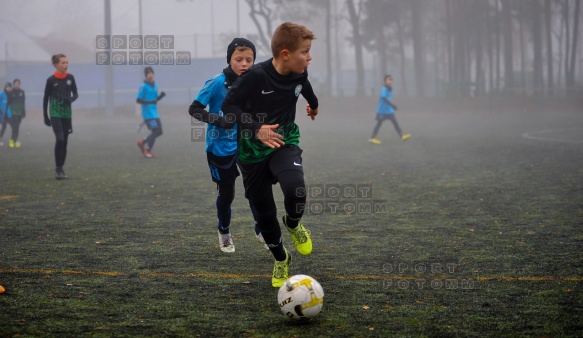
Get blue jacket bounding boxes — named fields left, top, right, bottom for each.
left=0, top=91, right=11, bottom=119
left=194, top=72, right=238, bottom=156
left=137, top=81, right=160, bottom=120
left=376, top=85, right=394, bottom=115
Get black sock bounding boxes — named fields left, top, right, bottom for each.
left=262, top=231, right=286, bottom=261
left=269, top=243, right=287, bottom=261
left=216, top=196, right=231, bottom=234
left=284, top=214, right=300, bottom=229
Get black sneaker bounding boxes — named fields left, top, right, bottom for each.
left=55, top=168, right=68, bottom=180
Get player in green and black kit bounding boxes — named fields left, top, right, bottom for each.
left=7, top=79, right=26, bottom=148
left=222, top=22, right=319, bottom=287
left=43, top=54, right=78, bottom=180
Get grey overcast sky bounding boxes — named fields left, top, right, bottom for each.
left=1, top=0, right=260, bottom=58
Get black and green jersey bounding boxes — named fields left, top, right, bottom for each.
left=43, top=73, right=78, bottom=119
left=221, top=58, right=318, bottom=164
left=8, top=88, right=25, bottom=117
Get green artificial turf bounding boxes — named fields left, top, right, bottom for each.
left=1, top=100, right=582, bottom=337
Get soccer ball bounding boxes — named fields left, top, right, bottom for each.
left=277, top=274, right=324, bottom=320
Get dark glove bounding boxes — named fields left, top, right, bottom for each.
left=44, top=114, right=51, bottom=126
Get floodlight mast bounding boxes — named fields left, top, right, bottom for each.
left=104, top=0, right=114, bottom=116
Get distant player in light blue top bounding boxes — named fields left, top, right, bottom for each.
left=136, top=66, right=165, bottom=158
left=0, top=82, right=13, bottom=146
left=188, top=38, right=259, bottom=253
left=369, top=75, right=410, bottom=144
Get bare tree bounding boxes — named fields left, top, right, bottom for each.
left=362, top=0, right=406, bottom=86
left=563, top=0, right=571, bottom=87
left=449, top=0, right=471, bottom=97
left=325, top=0, right=332, bottom=96
left=501, top=0, right=514, bottom=92
left=567, top=0, right=581, bottom=88
left=410, top=0, right=426, bottom=96
left=346, top=0, right=366, bottom=96
left=475, top=0, right=485, bottom=97
left=486, top=0, right=494, bottom=93
left=244, top=0, right=278, bottom=55
left=495, top=0, right=501, bottom=93
left=395, top=14, right=409, bottom=95
left=446, top=0, right=454, bottom=86
left=530, top=0, right=544, bottom=90
left=518, top=0, right=526, bottom=89
left=545, top=0, right=554, bottom=94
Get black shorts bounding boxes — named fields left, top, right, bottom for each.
left=237, top=145, right=304, bottom=199
left=145, top=118, right=162, bottom=130
left=50, top=117, right=73, bottom=135
left=207, top=152, right=240, bottom=184
left=376, top=113, right=396, bottom=121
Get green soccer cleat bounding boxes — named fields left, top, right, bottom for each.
left=369, top=138, right=382, bottom=144
left=283, top=215, right=312, bottom=256
left=401, top=133, right=411, bottom=141
left=272, top=249, right=291, bottom=288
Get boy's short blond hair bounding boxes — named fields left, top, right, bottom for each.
left=270, top=22, right=316, bottom=58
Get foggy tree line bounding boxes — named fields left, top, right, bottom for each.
left=244, top=0, right=581, bottom=97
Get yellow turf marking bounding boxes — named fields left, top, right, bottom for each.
left=0, top=195, right=18, bottom=201
left=0, top=268, right=582, bottom=282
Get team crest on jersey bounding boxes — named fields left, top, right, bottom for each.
left=294, top=84, right=302, bottom=97
left=66, top=79, right=72, bottom=86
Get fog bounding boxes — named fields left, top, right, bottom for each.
left=0, top=0, right=582, bottom=110
left=1, top=3, right=582, bottom=334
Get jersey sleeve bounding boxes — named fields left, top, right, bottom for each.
left=194, top=75, right=219, bottom=108
left=70, top=75, right=79, bottom=102
left=300, top=78, right=319, bottom=110
left=137, top=84, right=145, bottom=100
left=190, top=75, right=231, bottom=128
left=43, top=78, right=51, bottom=115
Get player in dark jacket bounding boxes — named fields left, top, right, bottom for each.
left=43, top=54, right=78, bottom=179
left=7, top=79, right=26, bottom=148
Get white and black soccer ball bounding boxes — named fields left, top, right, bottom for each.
left=277, top=274, right=324, bottom=320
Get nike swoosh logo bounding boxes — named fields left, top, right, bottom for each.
left=293, top=162, right=302, bottom=166
left=261, top=90, right=274, bottom=94
left=53, top=83, right=59, bottom=86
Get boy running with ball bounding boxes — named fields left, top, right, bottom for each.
left=222, top=22, right=319, bottom=287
